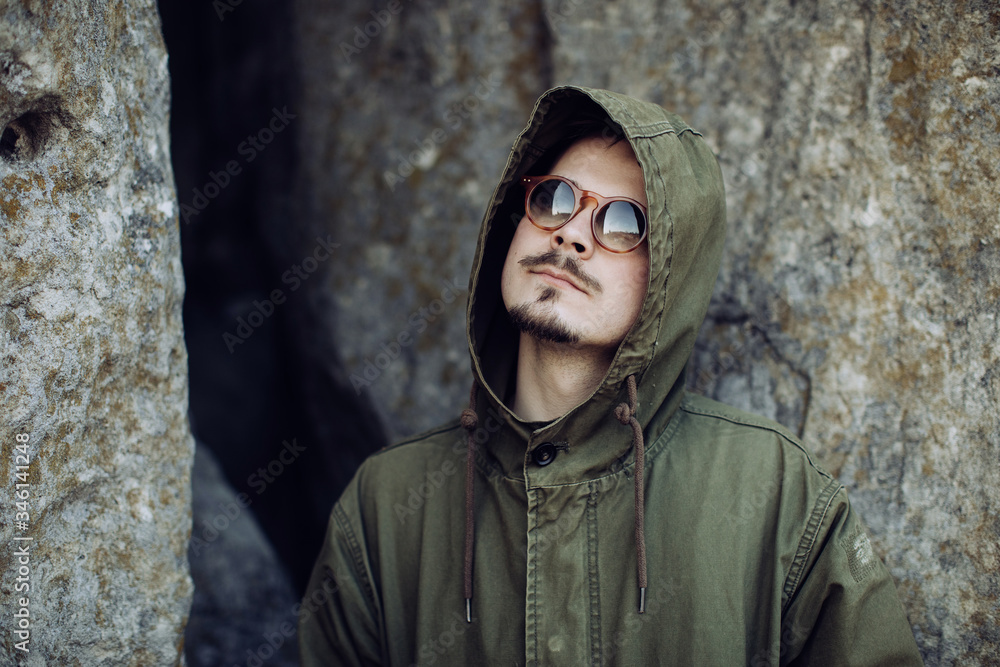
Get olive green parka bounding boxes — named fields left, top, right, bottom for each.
left=299, top=86, right=922, bottom=666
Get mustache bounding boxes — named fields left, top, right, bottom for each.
left=518, top=250, right=603, bottom=294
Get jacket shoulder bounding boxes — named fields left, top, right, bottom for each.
left=360, top=416, right=464, bottom=466
left=350, top=417, right=467, bottom=497
left=380, top=416, right=465, bottom=454
left=679, top=392, right=802, bottom=442
left=676, top=392, right=827, bottom=475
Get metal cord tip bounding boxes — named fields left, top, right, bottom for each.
left=465, top=598, right=472, bottom=623
left=639, top=587, right=646, bottom=614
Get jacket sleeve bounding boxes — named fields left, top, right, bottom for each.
left=299, top=474, right=383, bottom=667
left=780, top=484, right=923, bottom=666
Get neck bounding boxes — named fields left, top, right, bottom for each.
left=511, top=332, right=614, bottom=422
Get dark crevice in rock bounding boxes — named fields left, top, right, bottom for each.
left=0, top=98, right=62, bottom=162
left=747, top=319, right=811, bottom=438
left=159, top=4, right=388, bottom=662
left=861, top=1, right=874, bottom=118
left=0, top=124, right=18, bottom=159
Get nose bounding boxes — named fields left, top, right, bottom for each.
left=550, top=196, right=597, bottom=258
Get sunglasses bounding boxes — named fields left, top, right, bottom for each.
left=520, top=175, right=648, bottom=253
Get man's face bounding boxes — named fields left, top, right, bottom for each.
left=500, top=136, right=649, bottom=354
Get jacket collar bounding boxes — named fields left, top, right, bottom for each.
left=473, top=377, right=686, bottom=487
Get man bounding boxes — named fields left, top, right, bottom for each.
left=299, top=86, right=922, bottom=665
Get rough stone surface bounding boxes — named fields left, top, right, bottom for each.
left=294, top=0, right=552, bottom=438
left=185, top=444, right=298, bottom=667
left=0, top=1, right=192, bottom=663
left=295, top=0, right=999, bottom=663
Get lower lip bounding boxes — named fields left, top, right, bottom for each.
left=535, top=272, right=582, bottom=292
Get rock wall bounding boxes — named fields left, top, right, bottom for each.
left=294, top=0, right=999, bottom=663
left=0, top=1, right=192, bottom=663
left=294, top=0, right=552, bottom=438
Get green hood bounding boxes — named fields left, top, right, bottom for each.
left=467, top=85, right=727, bottom=470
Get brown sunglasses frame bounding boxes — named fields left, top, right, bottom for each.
left=520, top=175, right=648, bottom=254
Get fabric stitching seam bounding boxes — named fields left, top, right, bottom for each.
left=781, top=478, right=842, bottom=614
left=333, top=501, right=376, bottom=607
left=587, top=484, right=602, bottom=666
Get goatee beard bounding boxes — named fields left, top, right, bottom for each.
left=508, top=288, right=580, bottom=344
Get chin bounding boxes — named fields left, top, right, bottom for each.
left=507, top=301, right=581, bottom=345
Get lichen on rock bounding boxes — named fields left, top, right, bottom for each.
left=1, top=0, right=192, bottom=663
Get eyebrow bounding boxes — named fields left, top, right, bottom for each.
left=554, top=174, right=583, bottom=189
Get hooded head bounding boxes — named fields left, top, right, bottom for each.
left=467, top=86, right=726, bottom=444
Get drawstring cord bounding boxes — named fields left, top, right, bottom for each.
left=460, top=382, right=480, bottom=623
left=615, top=374, right=647, bottom=613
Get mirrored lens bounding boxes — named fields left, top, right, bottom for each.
left=528, top=180, right=576, bottom=228
left=596, top=201, right=646, bottom=251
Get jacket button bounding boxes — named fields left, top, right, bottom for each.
left=532, top=442, right=557, bottom=466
